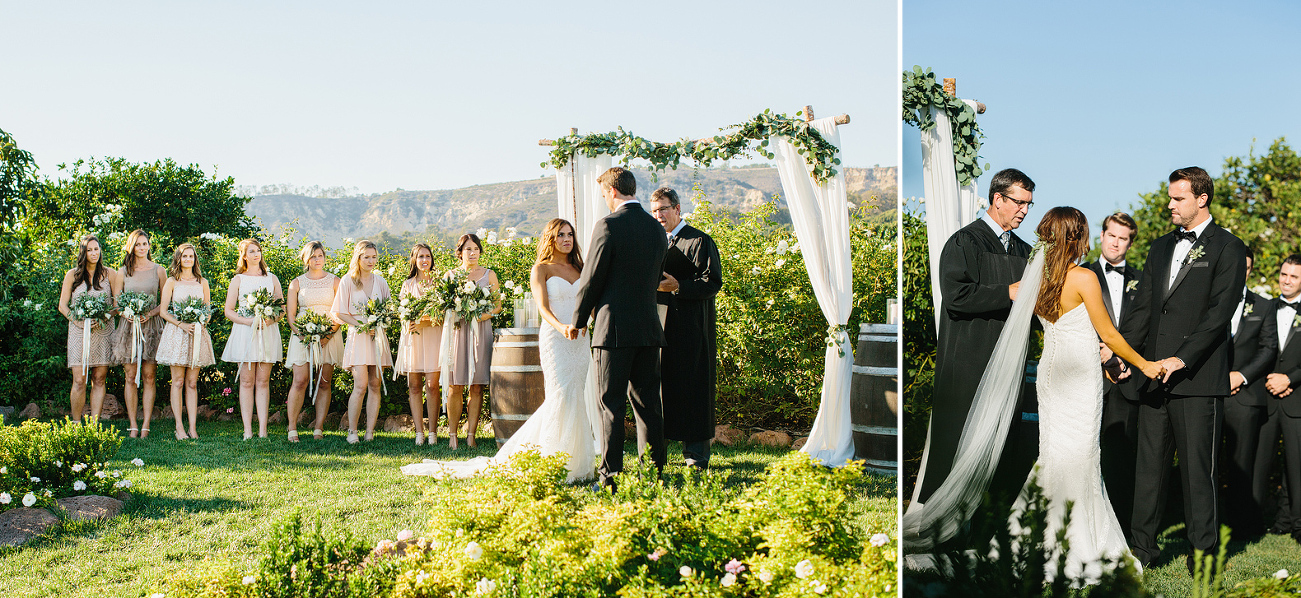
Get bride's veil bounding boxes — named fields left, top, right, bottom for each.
left=903, top=246, right=1046, bottom=552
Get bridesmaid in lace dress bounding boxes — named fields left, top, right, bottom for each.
left=284, top=241, right=343, bottom=442
left=110, top=230, right=167, bottom=438
left=395, top=243, right=443, bottom=446
left=221, top=239, right=285, bottom=440
left=444, top=233, right=501, bottom=450
left=330, top=240, right=393, bottom=443
left=58, top=234, right=119, bottom=421
left=155, top=243, right=216, bottom=440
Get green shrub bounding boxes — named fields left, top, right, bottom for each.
left=0, top=417, right=129, bottom=510
left=1226, top=570, right=1301, bottom=598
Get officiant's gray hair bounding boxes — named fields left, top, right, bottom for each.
left=651, top=187, right=680, bottom=207
left=989, top=168, right=1036, bottom=201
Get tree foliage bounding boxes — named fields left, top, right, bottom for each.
left=0, top=128, right=39, bottom=227
left=20, top=157, right=256, bottom=245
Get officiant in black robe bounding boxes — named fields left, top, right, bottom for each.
left=651, top=188, right=723, bottom=468
left=915, top=168, right=1036, bottom=507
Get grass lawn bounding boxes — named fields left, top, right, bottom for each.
left=1137, top=524, right=1301, bottom=597
left=0, top=420, right=897, bottom=598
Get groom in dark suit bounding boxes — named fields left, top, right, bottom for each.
left=571, top=167, right=669, bottom=490
left=1088, top=211, right=1144, bottom=541
left=1119, top=167, right=1248, bottom=573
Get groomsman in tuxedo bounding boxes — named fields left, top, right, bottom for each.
left=1261, top=254, right=1301, bottom=543
left=916, top=168, right=1034, bottom=508
left=571, top=167, right=669, bottom=491
left=650, top=187, right=723, bottom=469
left=1221, top=249, right=1278, bottom=539
left=1088, top=212, right=1144, bottom=541
left=1119, top=167, right=1248, bottom=573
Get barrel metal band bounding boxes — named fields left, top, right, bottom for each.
left=864, top=458, right=898, bottom=474
left=493, top=327, right=541, bottom=336
left=852, top=424, right=898, bottom=435
left=489, top=365, right=544, bottom=372
left=852, top=365, right=897, bottom=376
left=857, top=335, right=898, bottom=343
left=495, top=341, right=540, bottom=348
left=860, top=323, right=898, bottom=334
left=494, top=414, right=532, bottom=421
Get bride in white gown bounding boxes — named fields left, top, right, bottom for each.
left=402, top=219, right=597, bottom=483
left=905, top=207, right=1161, bottom=582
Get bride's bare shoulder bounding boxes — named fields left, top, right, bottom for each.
left=1063, top=265, right=1100, bottom=291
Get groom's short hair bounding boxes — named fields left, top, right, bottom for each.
left=598, top=167, right=637, bottom=197
left=1102, top=212, right=1137, bottom=235
left=1170, top=167, right=1214, bottom=205
left=989, top=168, right=1035, bottom=201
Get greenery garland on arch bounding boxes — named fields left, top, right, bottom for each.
left=902, top=66, right=989, bottom=187
left=540, top=109, right=843, bottom=184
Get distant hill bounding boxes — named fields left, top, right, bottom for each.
left=246, top=166, right=896, bottom=247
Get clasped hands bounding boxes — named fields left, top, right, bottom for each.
left=1265, top=373, right=1295, bottom=398
left=562, top=324, right=587, bottom=340
left=1100, top=343, right=1181, bottom=382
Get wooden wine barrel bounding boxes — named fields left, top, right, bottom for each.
left=488, top=328, right=545, bottom=444
left=850, top=322, right=898, bottom=475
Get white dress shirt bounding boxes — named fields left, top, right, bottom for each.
left=1231, top=289, right=1247, bottom=338
left=1168, top=216, right=1214, bottom=289
left=1100, top=258, right=1126, bottom=325
left=667, top=219, right=687, bottom=241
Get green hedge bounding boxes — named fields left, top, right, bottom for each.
left=0, top=416, right=133, bottom=511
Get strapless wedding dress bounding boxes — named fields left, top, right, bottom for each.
left=1012, top=303, right=1139, bottom=582
left=401, top=277, right=596, bottom=482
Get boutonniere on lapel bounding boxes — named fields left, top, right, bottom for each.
left=1293, top=313, right=1301, bottom=329
left=1184, top=245, right=1206, bottom=265
left=1244, top=303, right=1254, bottom=316
left=1126, top=280, right=1139, bottom=292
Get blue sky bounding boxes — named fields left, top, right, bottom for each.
left=903, top=0, right=1301, bottom=236
left=2, top=0, right=898, bottom=194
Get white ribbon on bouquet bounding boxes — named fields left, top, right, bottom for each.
left=393, top=321, right=411, bottom=382
left=81, top=318, right=93, bottom=377
left=439, top=309, right=458, bottom=403
left=373, top=322, right=388, bottom=396
left=189, top=314, right=209, bottom=369
left=129, top=315, right=145, bottom=385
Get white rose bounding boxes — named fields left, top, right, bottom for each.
left=775, top=259, right=786, bottom=268
left=1275, top=569, right=1290, bottom=579
left=131, top=458, right=144, bottom=467
left=22, top=492, right=36, bottom=507
left=794, top=559, right=814, bottom=579
left=679, top=566, right=693, bottom=577
left=776, top=240, right=789, bottom=255
left=720, top=572, right=736, bottom=587
left=30, top=476, right=40, bottom=483
left=242, top=575, right=255, bottom=585
left=758, top=568, right=772, bottom=583
left=464, top=541, right=483, bottom=560
left=474, top=578, right=496, bottom=595
left=0, top=492, right=10, bottom=504
left=73, top=480, right=86, bottom=491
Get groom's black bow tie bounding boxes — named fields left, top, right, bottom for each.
left=1174, top=230, right=1197, bottom=243
left=1105, top=263, right=1125, bottom=275
left=1278, top=297, right=1300, bottom=310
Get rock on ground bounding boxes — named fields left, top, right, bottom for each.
left=197, top=405, right=217, bottom=420
left=0, top=507, right=58, bottom=547
left=323, top=412, right=343, bottom=430
left=713, top=424, right=746, bottom=447
left=160, top=405, right=174, bottom=419
left=384, top=415, right=415, bottom=433
left=56, top=495, right=124, bottom=521
left=99, top=394, right=123, bottom=419
left=792, top=437, right=809, bottom=451
left=749, top=430, right=793, bottom=448
left=19, top=402, right=40, bottom=420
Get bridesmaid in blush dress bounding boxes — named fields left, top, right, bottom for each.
left=221, top=239, right=284, bottom=440
left=395, top=243, right=444, bottom=446
left=155, top=243, right=216, bottom=440
left=444, top=233, right=500, bottom=450
left=110, top=230, right=167, bottom=438
left=58, top=234, right=119, bottom=422
left=330, top=240, right=393, bottom=443
left=284, top=241, right=343, bottom=442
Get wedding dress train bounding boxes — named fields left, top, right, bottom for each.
left=401, top=277, right=597, bottom=483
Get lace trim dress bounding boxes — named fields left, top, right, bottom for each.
left=285, top=274, right=344, bottom=368
left=220, top=273, right=284, bottom=364
left=394, top=277, right=444, bottom=375
left=67, top=281, right=116, bottom=368
left=332, top=272, right=393, bottom=368
left=155, top=280, right=216, bottom=367
left=447, top=271, right=493, bottom=386
left=111, top=263, right=165, bottom=363
left=402, top=276, right=596, bottom=482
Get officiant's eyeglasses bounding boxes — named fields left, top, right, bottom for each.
left=997, top=194, right=1034, bottom=210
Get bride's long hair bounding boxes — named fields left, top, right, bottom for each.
left=1033, top=207, right=1091, bottom=323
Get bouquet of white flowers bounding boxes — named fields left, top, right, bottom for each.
left=396, top=290, right=437, bottom=334
left=70, top=293, right=114, bottom=375
left=453, top=277, right=500, bottom=329
left=169, top=296, right=215, bottom=367
left=236, top=288, right=285, bottom=322
left=117, top=291, right=157, bottom=383
left=293, top=311, right=335, bottom=402
left=352, top=296, right=395, bottom=335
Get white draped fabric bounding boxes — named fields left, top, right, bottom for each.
left=920, top=104, right=981, bottom=332
left=773, top=117, right=856, bottom=468
left=554, top=152, right=611, bottom=456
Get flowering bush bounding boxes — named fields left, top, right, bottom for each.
left=156, top=452, right=892, bottom=597
left=0, top=416, right=136, bottom=511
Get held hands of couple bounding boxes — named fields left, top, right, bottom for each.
left=562, top=324, right=586, bottom=340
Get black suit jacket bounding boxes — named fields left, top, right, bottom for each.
left=573, top=202, right=669, bottom=349
left=1120, top=222, right=1248, bottom=397
left=1088, top=260, right=1144, bottom=402
left=1271, top=304, right=1301, bottom=418
left=1230, top=291, right=1278, bottom=407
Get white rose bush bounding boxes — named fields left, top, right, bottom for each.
left=0, top=416, right=138, bottom=512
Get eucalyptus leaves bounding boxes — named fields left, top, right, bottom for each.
left=902, top=66, right=988, bottom=187
left=541, top=110, right=843, bottom=184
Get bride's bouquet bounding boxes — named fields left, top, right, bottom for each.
left=236, top=288, right=285, bottom=322
left=169, top=296, right=214, bottom=368
left=118, top=291, right=157, bottom=383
